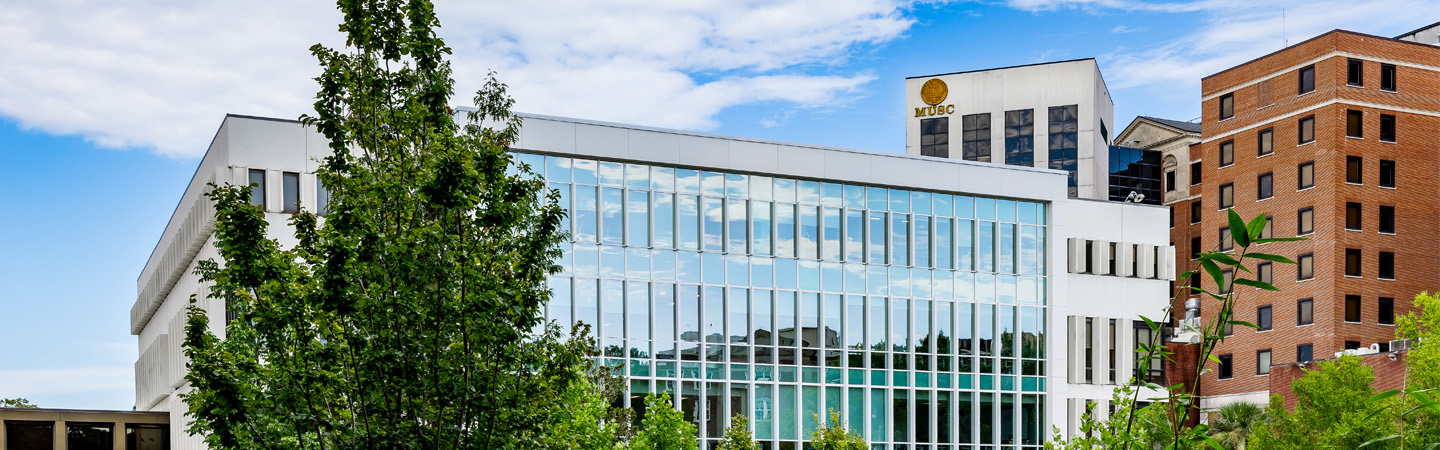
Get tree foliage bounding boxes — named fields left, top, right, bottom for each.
left=631, top=392, right=697, bottom=450
left=179, top=1, right=590, bottom=449
left=810, top=410, right=867, bottom=450
left=716, top=414, right=758, bottom=450
left=0, top=398, right=37, bottom=408
left=1206, top=402, right=1263, bottom=450
left=1249, top=355, right=1396, bottom=450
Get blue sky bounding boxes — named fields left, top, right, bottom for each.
left=2, top=0, right=1437, bottom=409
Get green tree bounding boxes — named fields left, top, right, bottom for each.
left=810, top=410, right=867, bottom=450
left=1206, top=402, right=1263, bottom=450
left=1249, top=355, right=1396, bottom=450
left=631, top=392, right=697, bottom=450
left=539, top=337, right=634, bottom=450
left=716, top=414, right=758, bottom=450
left=180, top=1, right=587, bottom=449
left=0, top=398, right=37, bottom=408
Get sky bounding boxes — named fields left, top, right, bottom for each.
left=1, top=0, right=1437, bottom=410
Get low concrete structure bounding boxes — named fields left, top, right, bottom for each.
left=0, top=408, right=168, bottom=450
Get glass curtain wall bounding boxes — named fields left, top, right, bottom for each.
left=522, top=152, right=1050, bottom=450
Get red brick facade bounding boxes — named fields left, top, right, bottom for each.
left=1178, top=30, right=1440, bottom=399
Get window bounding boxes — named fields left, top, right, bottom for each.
left=1219, top=227, right=1233, bottom=252
left=1191, top=162, right=1202, bottom=185
left=1380, top=297, right=1396, bottom=325
left=1380, top=160, right=1396, bottom=188
left=1299, top=115, right=1315, bottom=144
left=1297, top=207, right=1314, bottom=235
left=1219, top=93, right=1235, bottom=120
left=1258, top=128, right=1273, bottom=156
left=1218, top=354, right=1234, bottom=379
left=248, top=169, right=266, bottom=208
left=1298, top=161, right=1315, bottom=189
left=1170, top=207, right=1175, bottom=228
left=1346, top=249, right=1362, bottom=277
left=1347, top=59, right=1364, bottom=86
left=1261, top=216, right=1273, bottom=240
left=1346, top=340, right=1362, bottom=350
left=959, top=114, right=988, bottom=162
left=1191, top=201, right=1202, bottom=224
left=1049, top=105, right=1080, bottom=197
left=1381, top=63, right=1397, bottom=91
left=1257, top=349, right=1272, bottom=375
left=1380, top=206, right=1395, bottom=234
left=1220, top=268, right=1234, bottom=294
left=1298, top=65, right=1315, bottom=94
left=1191, top=236, right=1202, bottom=260
left=1004, top=110, right=1034, bottom=166
left=1298, top=344, right=1313, bottom=362
left=1347, top=110, right=1363, bottom=138
left=1219, top=183, right=1234, bottom=209
left=1380, top=114, right=1396, bottom=142
left=1345, top=295, right=1362, bottom=322
left=282, top=171, right=300, bottom=213
left=1298, top=299, right=1314, bottom=325
left=1346, top=202, right=1362, bottom=230
left=1258, top=305, right=1273, bottom=330
left=1258, top=262, right=1273, bottom=285
left=922, top=117, right=951, bottom=158
left=1298, top=253, right=1314, bottom=280
left=1166, top=170, right=1176, bottom=192
left=1380, top=251, right=1395, bottom=280
left=1219, top=140, right=1234, bottom=167
left=316, top=177, right=331, bottom=215
left=1347, top=156, right=1363, bottom=184
left=1257, top=172, right=1273, bottom=199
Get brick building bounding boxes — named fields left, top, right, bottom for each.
left=1179, top=27, right=1440, bottom=410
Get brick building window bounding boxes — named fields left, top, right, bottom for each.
left=1257, top=172, right=1273, bottom=199
left=1298, top=253, right=1314, bottom=280
left=1299, top=115, right=1315, bottom=144
left=1257, top=305, right=1272, bottom=330
left=1298, top=299, right=1314, bottom=325
left=1191, top=161, right=1202, bottom=185
left=1219, top=140, right=1234, bottom=167
left=1219, top=183, right=1234, bottom=209
left=1380, top=160, right=1395, bottom=188
left=1257, top=350, right=1272, bottom=375
left=1379, top=206, right=1395, bottom=234
left=1297, top=207, right=1314, bottom=235
left=1260, top=216, right=1273, bottom=239
left=1346, top=202, right=1362, bottom=230
left=1191, top=236, right=1201, bottom=260
left=1381, top=64, right=1397, bottom=91
left=1346, top=249, right=1362, bottom=277
left=1346, top=341, right=1362, bottom=350
left=1219, top=93, right=1234, bottom=120
left=1347, top=59, right=1364, bottom=86
left=1381, top=114, right=1396, bottom=142
left=1380, top=251, right=1395, bottom=280
left=1346, top=295, right=1362, bottom=323
left=1257, top=261, right=1273, bottom=285
left=1219, top=227, right=1233, bottom=252
left=1191, top=201, right=1202, bottom=224
left=1258, top=128, right=1273, bottom=156
left=1298, top=344, right=1313, bottom=362
left=1218, top=354, right=1234, bottom=379
left=1298, top=65, right=1315, bottom=94
left=1298, top=161, right=1314, bottom=189
left=1347, top=156, right=1363, bottom=184
left=1220, top=269, right=1234, bottom=294
left=1347, top=110, right=1363, bottom=138
left=1378, top=297, right=1396, bottom=325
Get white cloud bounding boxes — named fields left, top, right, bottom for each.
left=0, top=0, right=918, bottom=158
left=1110, top=25, right=1144, bottom=33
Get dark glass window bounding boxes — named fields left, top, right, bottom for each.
left=1381, top=64, right=1397, bottom=91
left=67, top=423, right=113, bottom=450
left=1258, top=306, right=1273, bottom=330
left=1191, top=236, right=1202, bottom=260
left=1380, top=205, right=1395, bottom=234
left=1258, top=129, right=1273, bottom=155
left=1299, top=116, right=1315, bottom=144
left=1218, top=354, right=1233, bottom=379
left=1298, top=161, right=1314, bottom=189
left=316, top=177, right=331, bottom=215
left=1191, top=201, right=1202, bottom=224
left=1346, top=249, right=1362, bottom=277
left=1298, top=299, right=1314, bottom=325
left=1108, top=146, right=1162, bottom=204
left=126, top=423, right=169, bottom=450
left=1346, top=295, right=1362, bottom=322
left=1347, top=59, right=1364, bottom=86
left=1258, top=172, right=1273, bottom=199
left=1166, top=170, right=1176, bottom=192
left=1219, top=93, right=1234, bottom=120
left=1298, top=253, right=1314, bottom=280
left=1257, top=349, right=1272, bottom=375
left=1381, top=114, right=1396, bottom=142
left=6, top=421, right=54, bottom=450
left=282, top=171, right=300, bottom=213
left=1347, top=156, right=1363, bottom=184
left=1219, top=183, right=1233, bottom=209
left=1219, top=140, right=1234, bottom=167
left=1258, top=261, right=1273, bottom=285
left=1004, top=110, right=1033, bottom=166
left=921, top=117, right=951, bottom=158
left=1299, top=65, right=1315, bottom=94
left=1219, top=227, right=1233, bottom=252
left=1298, top=207, right=1314, bottom=235
left=249, top=169, right=267, bottom=208
left=1049, top=105, right=1080, bottom=197
left=1346, top=340, right=1362, bottom=350
left=1380, top=251, right=1395, bottom=280
left=1298, top=344, right=1313, bottom=362
left=1346, top=202, right=1362, bottom=230
left=1347, top=110, right=1363, bottom=138
left=1380, top=298, right=1395, bottom=325
left=1191, top=161, right=1202, bottom=185
left=1380, top=160, right=1396, bottom=188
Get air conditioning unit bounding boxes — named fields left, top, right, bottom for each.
left=1390, top=339, right=1414, bottom=352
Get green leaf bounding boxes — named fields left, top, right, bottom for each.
left=1369, top=389, right=1403, bottom=403
left=1246, top=252, right=1297, bottom=264
left=1359, top=435, right=1400, bottom=448
left=1252, top=237, right=1308, bottom=244
left=1203, top=435, right=1224, bottom=450
left=1233, top=278, right=1278, bottom=291
left=1200, top=259, right=1226, bottom=294
left=1229, top=320, right=1260, bottom=330
left=1207, top=253, right=1251, bottom=272
left=1228, top=209, right=1250, bottom=248
left=1246, top=213, right=1268, bottom=241
left=1140, top=315, right=1160, bottom=332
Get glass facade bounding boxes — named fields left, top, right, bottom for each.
left=519, top=152, right=1050, bottom=450
left=1107, top=146, right=1161, bottom=205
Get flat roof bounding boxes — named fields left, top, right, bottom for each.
left=905, top=58, right=1097, bottom=80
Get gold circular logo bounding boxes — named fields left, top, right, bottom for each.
left=920, top=78, right=948, bottom=106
